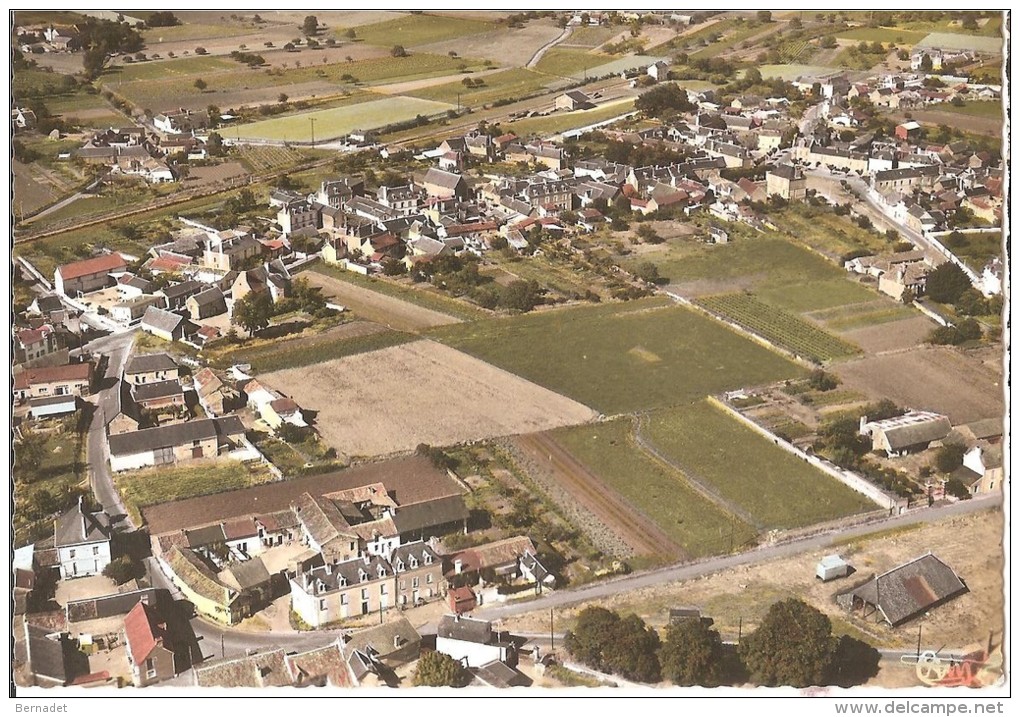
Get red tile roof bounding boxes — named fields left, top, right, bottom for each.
left=56, top=253, right=126, bottom=281
left=223, top=518, right=258, bottom=541
left=17, top=326, right=51, bottom=346
left=124, top=601, right=170, bottom=667
left=14, top=363, right=91, bottom=390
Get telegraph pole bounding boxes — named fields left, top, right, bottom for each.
left=309, top=117, right=316, bottom=147
left=550, top=609, right=555, bottom=653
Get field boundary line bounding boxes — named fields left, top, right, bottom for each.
left=632, top=413, right=764, bottom=531
left=707, top=396, right=900, bottom=511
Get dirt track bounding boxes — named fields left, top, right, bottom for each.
left=304, top=270, right=461, bottom=331
left=514, top=432, right=685, bottom=562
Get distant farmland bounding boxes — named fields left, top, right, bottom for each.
left=233, top=96, right=454, bottom=141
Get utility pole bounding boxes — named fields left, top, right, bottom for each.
left=221, top=633, right=225, bottom=659
left=309, top=117, right=316, bottom=147
left=737, top=617, right=742, bottom=645
left=550, top=609, right=555, bottom=653
left=916, top=623, right=922, bottom=660
left=457, top=92, right=461, bottom=112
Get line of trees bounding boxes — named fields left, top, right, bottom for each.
left=564, top=600, right=880, bottom=687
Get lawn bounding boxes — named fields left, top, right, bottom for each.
left=407, top=68, right=551, bottom=108
left=102, top=56, right=237, bottom=83
left=633, top=233, right=878, bottom=313
left=574, top=55, right=666, bottom=81
left=774, top=205, right=893, bottom=259
left=690, top=21, right=769, bottom=60
left=507, top=99, right=636, bottom=137
left=835, top=27, right=928, bottom=45
left=232, top=96, right=454, bottom=141
left=116, top=461, right=276, bottom=526
left=428, top=298, right=804, bottom=415
left=309, top=263, right=489, bottom=321
left=807, top=302, right=918, bottom=332
left=932, top=101, right=1003, bottom=120
left=212, top=328, right=415, bottom=373
left=341, top=13, right=495, bottom=47
left=697, top=294, right=862, bottom=363
left=553, top=419, right=756, bottom=558
left=643, top=400, right=877, bottom=529
left=945, top=231, right=1003, bottom=273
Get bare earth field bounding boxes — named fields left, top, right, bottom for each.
left=302, top=270, right=461, bottom=331
left=896, top=109, right=1002, bottom=137
left=833, top=346, right=1005, bottom=424
left=839, top=315, right=935, bottom=354
left=415, top=22, right=563, bottom=67
left=261, top=340, right=598, bottom=458
left=504, top=508, right=1005, bottom=658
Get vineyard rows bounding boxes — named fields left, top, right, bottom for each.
left=236, top=146, right=305, bottom=173
left=697, top=293, right=862, bottom=363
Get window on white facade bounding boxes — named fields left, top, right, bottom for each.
left=412, top=577, right=419, bottom=589
left=320, top=599, right=326, bottom=610
left=380, top=584, right=387, bottom=595
left=361, top=588, right=369, bottom=600
left=93, top=546, right=100, bottom=555
left=69, top=549, right=75, bottom=558
left=427, top=573, right=433, bottom=584
left=340, top=594, right=348, bottom=606
left=146, top=658, right=156, bottom=679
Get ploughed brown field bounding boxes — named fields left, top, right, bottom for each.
left=261, top=339, right=598, bottom=457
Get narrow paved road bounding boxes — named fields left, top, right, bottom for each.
left=473, top=495, right=1000, bottom=621
left=83, top=329, right=137, bottom=527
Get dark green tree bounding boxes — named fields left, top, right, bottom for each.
left=925, top=263, right=971, bottom=304
left=413, top=650, right=468, bottom=687
left=740, top=599, right=837, bottom=687
left=660, top=619, right=725, bottom=686
left=934, top=444, right=966, bottom=474
left=233, top=291, right=274, bottom=336
left=302, top=15, right=319, bottom=35
left=635, top=83, right=695, bottom=118
left=564, top=606, right=620, bottom=672
left=16, top=430, right=48, bottom=475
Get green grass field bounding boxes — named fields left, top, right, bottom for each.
left=945, top=231, right=1003, bottom=273
left=407, top=68, right=551, bottom=108
left=806, top=302, right=918, bottom=332
left=916, top=32, right=1002, bottom=53
left=931, top=101, right=1003, bottom=120
left=117, top=462, right=276, bottom=526
left=644, top=399, right=877, bottom=529
left=14, top=419, right=87, bottom=546
left=775, top=205, right=892, bottom=259
left=428, top=298, right=804, bottom=414
left=233, top=95, right=454, bottom=140
left=341, top=13, right=494, bottom=47
left=835, top=27, right=928, bottom=45
left=553, top=419, right=756, bottom=558
left=697, top=294, right=862, bottom=363
left=634, top=234, right=878, bottom=313
left=104, top=56, right=236, bottom=83
left=574, top=55, right=666, bottom=81
left=309, top=263, right=489, bottom=321
left=533, top=47, right=614, bottom=78
left=756, top=64, right=838, bottom=81
left=507, top=99, right=636, bottom=136
left=690, top=21, right=769, bottom=60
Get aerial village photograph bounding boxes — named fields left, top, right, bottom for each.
left=8, top=5, right=1010, bottom=706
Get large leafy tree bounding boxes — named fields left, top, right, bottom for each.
left=739, top=599, right=837, bottom=687
left=413, top=650, right=468, bottom=687
left=564, top=607, right=662, bottom=683
left=925, top=262, right=971, bottom=304
left=232, top=290, right=274, bottom=336
left=635, top=83, right=695, bottom=119
left=660, top=619, right=725, bottom=687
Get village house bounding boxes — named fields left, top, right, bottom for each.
left=877, top=261, right=930, bottom=301
left=435, top=614, right=518, bottom=669
left=342, top=616, right=421, bottom=681
left=55, top=498, right=113, bottom=579
left=107, top=415, right=249, bottom=472
left=766, top=163, right=807, bottom=201
left=54, top=253, right=128, bottom=297
left=162, top=546, right=247, bottom=625
left=102, top=379, right=143, bottom=436
left=445, top=536, right=552, bottom=592
left=141, top=306, right=196, bottom=343
left=953, top=443, right=1003, bottom=496
left=124, top=353, right=179, bottom=385
left=15, top=324, right=65, bottom=367
left=131, top=379, right=186, bottom=416
left=390, top=541, right=443, bottom=608
left=124, top=601, right=177, bottom=687
left=185, top=286, right=228, bottom=320
left=231, top=263, right=290, bottom=303
left=192, top=367, right=238, bottom=416
left=203, top=230, right=263, bottom=272
left=290, top=554, right=395, bottom=628
left=836, top=553, right=966, bottom=626
left=555, top=90, right=595, bottom=111
left=859, top=411, right=952, bottom=457
left=422, top=168, right=470, bottom=200
left=14, top=362, right=92, bottom=402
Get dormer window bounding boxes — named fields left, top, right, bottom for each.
left=396, top=560, right=404, bottom=571
left=359, top=569, right=367, bottom=582
left=339, top=576, right=347, bottom=587
left=409, top=557, right=418, bottom=569
left=424, top=553, right=433, bottom=565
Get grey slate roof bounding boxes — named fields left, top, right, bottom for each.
left=343, top=616, right=421, bottom=661
left=132, top=379, right=184, bottom=402
left=161, top=280, right=205, bottom=301
left=423, top=168, right=465, bottom=191
left=186, top=523, right=227, bottom=548
left=222, top=557, right=271, bottom=590
left=141, top=306, right=188, bottom=334
left=882, top=417, right=952, bottom=451
left=390, top=542, right=439, bottom=572
left=54, top=501, right=111, bottom=548
left=392, top=494, right=469, bottom=535
left=841, top=553, right=966, bottom=626
left=303, top=555, right=391, bottom=594
left=108, top=416, right=245, bottom=456
left=125, top=353, right=178, bottom=375
left=437, top=614, right=495, bottom=645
